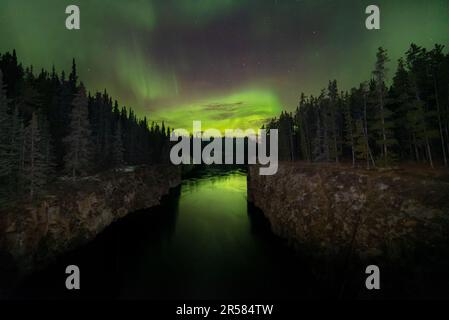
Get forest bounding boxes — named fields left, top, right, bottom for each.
left=266, top=44, right=449, bottom=169
left=1, top=43, right=449, bottom=203
left=0, top=52, right=171, bottom=203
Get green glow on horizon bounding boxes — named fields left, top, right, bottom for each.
left=0, top=0, right=448, bottom=127
left=151, top=89, right=282, bottom=133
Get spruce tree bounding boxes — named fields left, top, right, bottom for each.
left=353, top=119, right=369, bottom=167
left=0, top=70, right=11, bottom=179
left=327, top=80, right=339, bottom=162
left=64, top=85, right=92, bottom=179
left=38, top=111, right=55, bottom=177
left=10, top=106, right=24, bottom=191
left=391, top=58, right=414, bottom=159
left=406, top=44, right=438, bottom=167
left=372, top=47, right=397, bottom=164
left=406, top=100, right=439, bottom=167
left=429, top=44, right=448, bottom=166
left=23, top=112, right=47, bottom=200
left=312, top=106, right=325, bottom=161
left=0, top=70, right=13, bottom=202
left=342, top=92, right=355, bottom=167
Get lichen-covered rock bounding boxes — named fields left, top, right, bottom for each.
left=248, top=163, right=449, bottom=258
left=0, top=165, right=181, bottom=274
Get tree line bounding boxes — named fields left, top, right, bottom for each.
left=0, top=51, right=171, bottom=203
left=265, top=44, right=449, bottom=169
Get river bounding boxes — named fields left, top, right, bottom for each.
left=13, top=168, right=331, bottom=299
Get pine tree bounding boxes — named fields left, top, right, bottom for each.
left=361, top=82, right=376, bottom=168
left=312, top=105, right=326, bottom=161
left=69, top=58, right=78, bottom=91
left=9, top=106, right=24, bottom=191
left=38, top=111, right=55, bottom=177
left=296, top=94, right=311, bottom=161
left=342, top=92, right=355, bottom=167
left=391, top=58, right=414, bottom=159
left=64, top=85, right=92, bottom=179
left=0, top=70, right=13, bottom=203
left=406, top=44, right=438, bottom=167
left=327, top=80, right=340, bottom=162
left=372, top=47, right=397, bottom=164
left=23, top=112, right=47, bottom=200
left=406, top=100, right=439, bottom=167
left=429, top=44, right=448, bottom=166
left=0, top=70, right=12, bottom=180
left=353, top=119, right=369, bottom=167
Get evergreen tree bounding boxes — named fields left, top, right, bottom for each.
left=406, top=44, right=438, bottom=167
left=38, top=111, right=55, bottom=177
left=391, top=58, right=414, bottom=159
left=0, top=70, right=12, bottom=179
left=69, top=58, right=78, bottom=91
left=23, top=112, right=47, bottom=200
left=9, top=106, right=25, bottom=191
left=353, top=119, right=369, bottom=167
left=372, top=47, right=397, bottom=163
left=312, top=105, right=326, bottom=161
left=296, top=99, right=312, bottom=162
left=64, top=85, right=92, bottom=179
left=327, top=80, right=340, bottom=162
left=342, top=92, right=355, bottom=167
left=429, top=44, right=448, bottom=166
left=0, top=70, right=14, bottom=202
left=406, top=100, right=439, bottom=167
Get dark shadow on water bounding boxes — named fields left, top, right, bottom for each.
left=11, top=167, right=323, bottom=300
left=11, top=187, right=182, bottom=300
left=8, top=167, right=449, bottom=299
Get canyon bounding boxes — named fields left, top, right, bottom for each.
left=2, top=162, right=449, bottom=297
left=247, top=163, right=449, bottom=259
left=0, top=165, right=181, bottom=282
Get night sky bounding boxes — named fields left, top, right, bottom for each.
left=1, top=0, right=448, bottom=131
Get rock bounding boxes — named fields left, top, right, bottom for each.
left=377, top=183, right=389, bottom=191
left=247, top=163, right=449, bottom=258
left=0, top=165, right=181, bottom=274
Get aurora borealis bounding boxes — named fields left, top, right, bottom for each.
left=1, top=0, right=448, bottom=131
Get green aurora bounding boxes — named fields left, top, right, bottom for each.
left=1, top=0, right=448, bottom=131
left=152, top=89, right=282, bottom=132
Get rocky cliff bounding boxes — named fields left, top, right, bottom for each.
left=248, top=163, right=449, bottom=258
left=0, top=165, right=181, bottom=276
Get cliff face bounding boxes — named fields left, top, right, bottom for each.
left=248, top=163, right=449, bottom=258
left=0, top=165, right=181, bottom=275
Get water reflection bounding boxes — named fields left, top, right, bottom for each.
left=13, top=168, right=312, bottom=299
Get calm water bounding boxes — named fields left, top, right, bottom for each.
left=14, top=168, right=327, bottom=299
left=8, top=168, right=449, bottom=299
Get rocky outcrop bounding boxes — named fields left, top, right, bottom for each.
left=248, top=163, right=449, bottom=258
left=0, top=165, right=181, bottom=275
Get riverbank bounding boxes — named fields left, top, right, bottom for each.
left=247, top=162, right=449, bottom=259
left=9, top=168, right=312, bottom=300
left=0, top=165, right=181, bottom=284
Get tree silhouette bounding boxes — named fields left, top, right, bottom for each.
left=22, top=112, right=48, bottom=199
left=64, top=85, right=92, bottom=179
left=265, top=43, right=449, bottom=168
